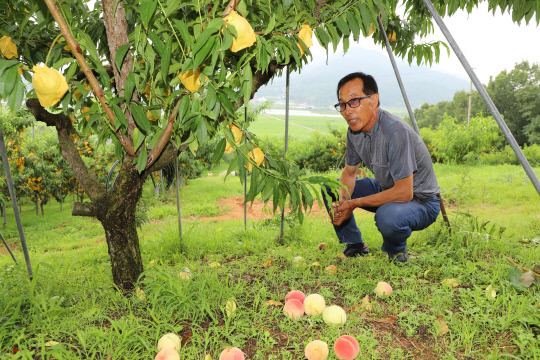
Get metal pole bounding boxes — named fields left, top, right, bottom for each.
left=377, top=16, right=420, bottom=135
left=280, top=65, right=291, bottom=238
left=244, top=106, right=248, bottom=230
left=0, top=123, right=32, bottom=277
left=1, top=231, right=17, bottom=263
left=467, top=79, right=472, bottom=126
left=175, top=158, right=182, bottom=238
left=421, top=0, right=540, bottom=198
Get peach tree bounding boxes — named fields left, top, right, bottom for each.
left=0, top=0, right=535, bottom=290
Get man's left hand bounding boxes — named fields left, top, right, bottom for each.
left=331, top=200, right=354, bottom=226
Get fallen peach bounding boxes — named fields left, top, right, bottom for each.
left=326, top=265, right=338, bottom=274
left=283, top=298, right=304, bottom=319
left=322, top=305, right=346, bottom=325
left=334, top=335, right=359, bottom=360
left=219, top=347, right=245, bottom=360
left=305, top=340, right=329, bottom=360
left=304, top=294, right=326, bottom=316
left=157, top=333, right=181, bottom=352
left=285, top=290, right=306, bottom=304
left=155, top=348, right=180, bottom=360
left=373, top=281, right=393, bottom=297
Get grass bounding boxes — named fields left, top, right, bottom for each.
left=1, top=164, right=540, bottom=359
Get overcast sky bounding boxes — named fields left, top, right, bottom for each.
left=310, top=3, right=540, bottom=84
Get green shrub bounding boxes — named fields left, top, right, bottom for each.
left=479, top=144, right=540, bottom=166
left=429, top=114, right=503, bottom=164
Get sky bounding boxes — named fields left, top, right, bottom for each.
left=310, top=2, right=540, bottom=84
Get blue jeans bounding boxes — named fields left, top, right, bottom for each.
left=322, top=178, right=441, bottom=254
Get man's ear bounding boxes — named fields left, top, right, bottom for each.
left=373, top=93, right=380, bottom=107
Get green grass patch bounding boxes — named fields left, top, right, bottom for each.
left=0, top=165, right=539, bottom=359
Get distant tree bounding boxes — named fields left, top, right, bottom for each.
left=487, top=61, right=540, bottom=146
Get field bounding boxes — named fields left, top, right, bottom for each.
left=1, top=162, right=539, bottom=359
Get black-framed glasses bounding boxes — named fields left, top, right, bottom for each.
left=334, top=94, right=372, bottom=112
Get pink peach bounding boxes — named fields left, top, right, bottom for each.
left=334, top=335, right=360, bottom=360
left=283, top=298, right=304, bottom=319
left=219, top=347, right=245, bottom=360
left=374, top=281, right=393, bottom=297
left=285, top=290, right=306, bottom=304
left=155, top=348, right=180, bottom=360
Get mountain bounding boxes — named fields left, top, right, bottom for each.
left=254, top=47, right=469, bottom=112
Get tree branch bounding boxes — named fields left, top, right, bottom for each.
left=26, top=98, right=107, bottom=203
left=145, top=93, right=186, bottom=170
left=101, top=0, right=137, bottom=141
left=222, top=0, right=240, bottom=16
left=43, top=0, right=135, bottom=156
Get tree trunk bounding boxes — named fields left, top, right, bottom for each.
left=96, top=166, right=145, bottom=290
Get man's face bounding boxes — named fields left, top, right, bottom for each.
left=338, top=78, right=378, bottom=132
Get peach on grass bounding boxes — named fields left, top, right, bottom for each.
left=305, top=340, right=329, bottom=360
left=283, top=298, right=304, bottom=319
left=373, top=281, right=393, bottom=297
left=219, top=347, right=245, bottom=360
left=334, top=335, right=360, bottom=360
left=157, top=333, right=181, bottom=352
left=155, top=348, right=180, bottom=360
left=303, top=294, right=326, bottom=316
left=326, top=265, right=338, bottom=274
left=322, top=305, right=346, bottom=325
left=285, top=290, right=306, bottom=304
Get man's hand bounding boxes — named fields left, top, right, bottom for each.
left=329, top=200, right=354, bottom=226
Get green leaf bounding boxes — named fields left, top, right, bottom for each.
left=111, top=104, right=128, bottom=128
left=147, top=31, right=165, bottom=55
left=2, top=65, right=18, bottom=99
left=7, top=76, right=25, bottom=110
left=0, top=59, right=19, bottom=76
left=335, top=16, right=350, bottom=35
left=178, top=94, right=191, bottom=119
left=137, top=147, right=148, bottom=174
left=358, top=4, right=372, bottom=36
left=115, top=44, right=131, bottom=72
left=314, top=27, right=330, bottom=47
left=193, top=37, right=216, bottom=69
left=130, top=103, right=151, bottom=134
left=346, top=11, right=360, bottom=42
left=140, top=0, right=157, bottom=29
left=212, top=138, right=227, bottom=164
left=218, top=92, right=234, bottom=115
left=124, top=72, right=136, bottom=102
left=173, top=19, right=193, bottom=49
left=242, top=64, right=253, bottom=106
left=264, top=15, right=276, bottom=35
left=161, top=36, right=172, bottom=83
left=133, top=127, right=145, bottom=151
left=53, top=57, right=76, bottom=70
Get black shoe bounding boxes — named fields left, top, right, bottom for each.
left=343, top=243, right=369, bottom=258
left=388, top=248, right=409, bottom=263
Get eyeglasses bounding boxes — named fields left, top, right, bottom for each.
left=334, top=94, right=372, bottom=112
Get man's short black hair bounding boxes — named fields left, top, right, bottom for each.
left=336, top=72, right=379, bottom=102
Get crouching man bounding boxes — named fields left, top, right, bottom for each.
left=323, top=72, right=441, bottom=263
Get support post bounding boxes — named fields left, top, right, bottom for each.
left=422, top=0, right=540, bottom=198
left=279, top=65, right=291, bottom=239
left=175, top=157, right=182, bottom=239
left=0, top=123, right=32, bottom=277
left=244, top=106, right=248, bottom=231
left=377, top=16, right=420, bottom=135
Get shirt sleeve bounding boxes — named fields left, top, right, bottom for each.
left=345, top=133, right=361, bottom=167
left=388, top=129, right=417, bottom=181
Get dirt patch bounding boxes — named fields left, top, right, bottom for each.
left=0, top=240, right=19, bottom=257
left=194, top=196, right=328, bottom=221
